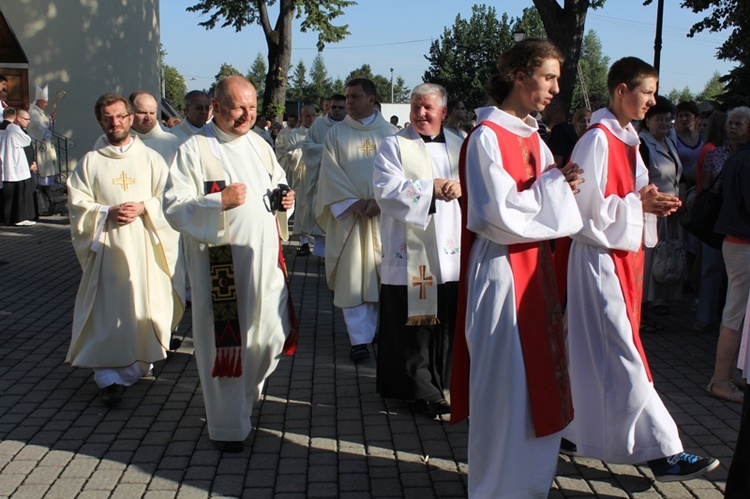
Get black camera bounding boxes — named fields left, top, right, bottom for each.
left=270, top=183, right=291, bottom=212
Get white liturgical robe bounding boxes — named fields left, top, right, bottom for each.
left=170, top=119, right=203, bottom=145
left=66, top=136, right=184, bottom=370
left=298, top=115, right=338, bottom=238
left=28, top=103, right=57, bottom=178
left=563, top=107, right=681, bottom=463
left=164, top=122, right=293, bottom=442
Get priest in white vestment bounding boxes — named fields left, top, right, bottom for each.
left=164, top=76, right=296, bottom=453
left=28, top=85, right=58, bottom=186
left=564, top=56, right=718, bottom=482
left=298, top=94, right=347, bottom=256
left=288, top=105, right=316, bottom=254
left=274, top=114, right=298, bottom=180
left=316, top=78, right=398, bottom=362
left=373, top=83, right=462, bottom=418
left=66, top=93, right=184, bottom=407
left=0, top=116, right=36, bottom=225
left=450, top=40, right=583, bottom=498
left=170, top=90, right=210, bottom=144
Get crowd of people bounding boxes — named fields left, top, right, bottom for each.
left=3, top=34, right=750, bottom=496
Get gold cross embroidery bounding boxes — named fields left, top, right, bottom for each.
left=113, top=171, right=135, bottom=191
left=358, top=138, right=376, bottom=157
left=412, top=265, right=433, bottom=300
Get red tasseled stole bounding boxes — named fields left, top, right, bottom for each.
left=590, top=124, right=651, bottom=380
left=451, top=120, right=573, bottom=437
left=278, top=219, right=299, bottom=355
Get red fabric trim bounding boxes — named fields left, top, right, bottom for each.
left=277, top=219, right=299, bottom=355
left=450, top=120, right=573, bottom=437
left=590, top=123, right=651, bottom=381
left=726, top=235, right=750, bottom=245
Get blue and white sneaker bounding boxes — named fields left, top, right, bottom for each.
left=648, top=452, right=720, bottom=482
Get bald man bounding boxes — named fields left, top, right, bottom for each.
left=164, top=76, right=297, bottom=453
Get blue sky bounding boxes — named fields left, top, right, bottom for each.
left=160, top=0, right=733, bottom=99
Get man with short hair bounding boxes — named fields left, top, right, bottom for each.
left=542, top=94, right=577, bottom=168
left=252, top=113, right=274, bottom=147
left=171, top=90, right=211, bottom=144
left=289, top=105, right=316, bottom=255
left=0, top=75, right=7, bottom=108
left=373, top=83, right=463, bottom=417
left=0, top=108, right=36, bottom=226
left=443, top=98, right=468, bottom=138
left=564, top=56, right=719, bottom=482
left=28, top=84, right=58, bottom=186
left=275, top=113, right=299, bottom=179
left=317, top=78, right=398, bottom=362
left=66, top=93, right=185, bottom=407
left=127, top=91, right=181, bottom=163
left=298, top=94, right=346, bottom=257
left=164, top=75, right=297, bottom=453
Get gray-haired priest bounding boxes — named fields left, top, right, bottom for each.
left=373, top=83, right=463, bottom=418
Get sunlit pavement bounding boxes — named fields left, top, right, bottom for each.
left=0, top=216, right=737, bottom=498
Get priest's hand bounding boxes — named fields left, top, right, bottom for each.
left=281, top=189, right=295, bottom=211
left=348, top=199, right=369, bottom=217
left=558, top=162, right=584, bottom=194
left=221, top=183, right=247, bottom=211
left=640, top=184, right=681, bottom=216
left=364, top=199, right=380, bottom=218
left=434, top=178, right=461, bottom=201
left=107, top=201, right=143, bottom=226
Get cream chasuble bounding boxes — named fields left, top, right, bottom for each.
left=66, top=136, right=184, bottom=369
left=28, top=103, right=58, bottom=178
left=95, top=126, right=181, bottom=164
left=297, top=115, right=336, bottom=237
left=164, top=122, right=293, bottom=441
left=316, top=112, right=398, bottom=308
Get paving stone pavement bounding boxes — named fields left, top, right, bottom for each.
left=0, top=216, right=741, bottom=498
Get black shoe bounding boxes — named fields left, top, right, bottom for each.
left=214, top=440, right=244, bottom=453
left=413, top=398, right=451, bottom=418
left=100, top=384, right=126, bottom=406
left=560, top=438, right=579, bottom=456
left=350, top=344, right=370, bottom=363
left=648, top=452, right=720, bottom=482
left=297, top=243, right=311, bottom=256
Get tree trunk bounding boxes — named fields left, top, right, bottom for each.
left=533, top=0, right=590, bottom=117
left=260, top=0, right=294, bottom=122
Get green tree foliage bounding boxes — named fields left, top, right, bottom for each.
left=422, top=5, right=545, bottom=112
left=647, top=0, right=749, bottom=108
left=187, top=0, right=356, bottom=121
left=533, top=0, right=607, bottom=115
left=697, top=71, right=726, bottom=103
left=571, top=30, right=609, bottom=112
left=164, top=66, right=187, bottom=114
left=666, top=86, right=695, bottom=105
left=246, top=52, right=267, bottom=97
left=345, top=64, right=409, bottom=103
left=208, top=63, right=242, bottom=95
left=287, top=60, right=307, bottom=101
left=306, top=54, right=335, bottom=108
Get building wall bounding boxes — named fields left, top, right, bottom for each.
left=1, top=1, right=161, bottom=168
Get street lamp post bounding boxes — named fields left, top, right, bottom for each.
left=513, top=27, right=526, bottom=43
left=390, top=68, right=394, bottom=103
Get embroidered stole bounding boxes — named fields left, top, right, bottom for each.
left=396, top=133, right=459, bottom=325
left=591, top=124, right=651, bottom=381
left=195, top=131, right=299, bottom=379
left=451, top=120, right=573, bottom=437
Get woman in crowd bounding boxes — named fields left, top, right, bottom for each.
left=639, top=96, right=683, bottom=319
left=674, top=101, right=703, bottom=189
left=572, top=107, right=591, bottom=137
left=707, top=106, right=750, bottom=403
left=693, top=111, right=727, bottom=334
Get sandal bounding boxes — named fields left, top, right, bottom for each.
left=707, top=378, right=745, bottom=403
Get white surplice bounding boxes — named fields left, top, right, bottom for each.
left=563, top=107, right=682, bottom=463
left=164, top=122, right=293, bottom=442
left=297, top=115, right=337, bottom=238
left=463, top=107, right=582, bottom=498
left=28, top=103, right=57, bottom=179
left=66, top=136, right=184, bottom=372
left=170, top=119, right=203, bottom=145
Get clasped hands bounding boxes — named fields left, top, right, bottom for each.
left=107, top=201, right=145, bottom=226
left=549, top=162, right=585, bottom=194
left=349, top=199, right=380, bottom=218
left=640, top=184, right=681, bottom=217
left=433, top=178, right=461, bottom=201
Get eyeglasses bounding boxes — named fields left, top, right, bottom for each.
left=100, top=114, right=132, bottom=123
left=330, top=105, right=345, bottom=110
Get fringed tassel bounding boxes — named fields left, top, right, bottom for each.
left=405, top=316, right=440, bottom=326
left=212, top=347, right=242, bottom=378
